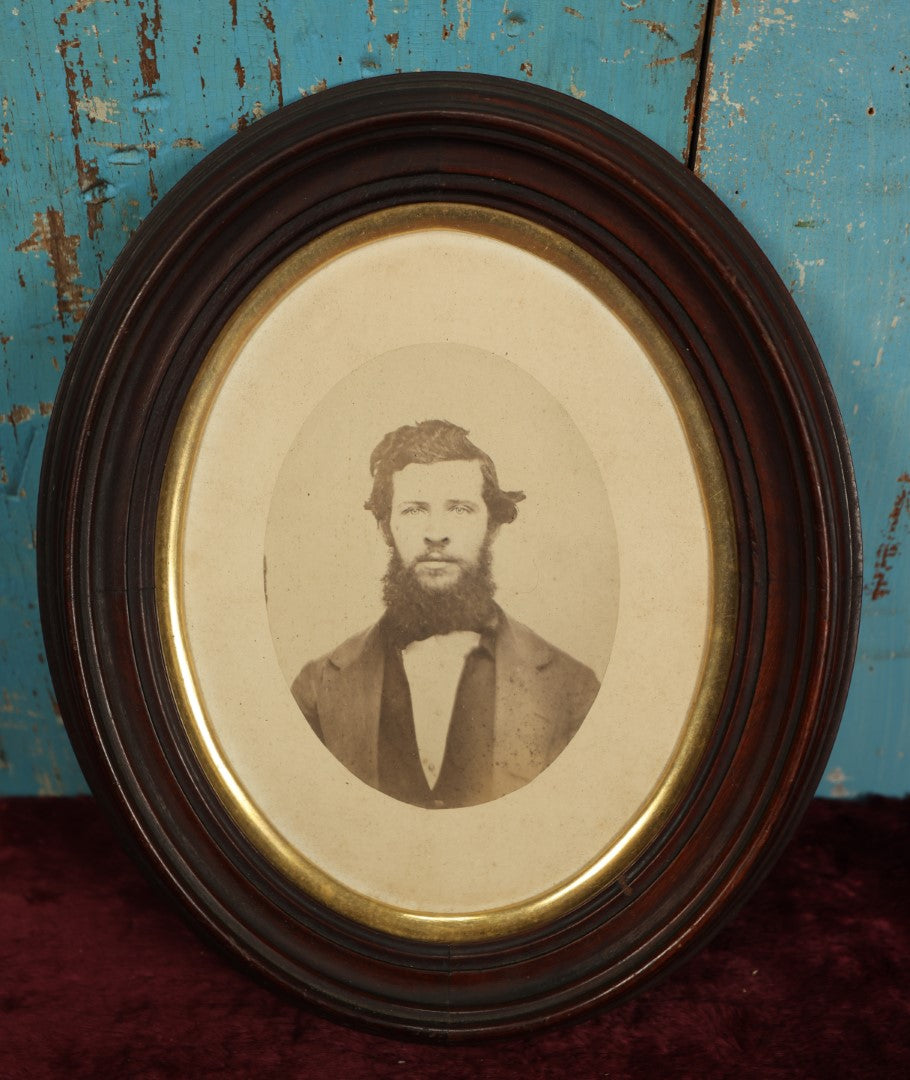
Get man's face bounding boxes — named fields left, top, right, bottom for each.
left=388, top=459, right=492, bottom=592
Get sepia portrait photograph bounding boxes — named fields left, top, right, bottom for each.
left=265, top=346, right=617, bottom=812
left=163, top=207, right=728, bottom=927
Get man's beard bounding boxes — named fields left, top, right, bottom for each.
left=382, top=542, right=497, bottom=644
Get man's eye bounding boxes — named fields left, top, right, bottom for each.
left=400, top=506, right=423, bottom=515
left=451, top=504, right=472, bottom=514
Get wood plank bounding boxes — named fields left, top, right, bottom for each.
left=1, top=0, right=706, bottom=792
left=698, top=0, right=910, bottom=795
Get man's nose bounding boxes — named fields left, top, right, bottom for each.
left=424, top=511, right=450, bottom=545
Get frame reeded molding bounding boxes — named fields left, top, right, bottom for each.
left=156, top=202, right=738, bottom=942
left=38, top=74, right=861, bottom=1038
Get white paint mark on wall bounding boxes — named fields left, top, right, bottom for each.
left=457, top=0, right=470, bottom=40
left=61, top=0, right=115, bottom=14
left=710, top=72, right=747, bottom=125
left=826, top=765, right=852, bottom=798
left=793, top=256, right=825, bottom=289
left=77, top=96, right=118, bottom=123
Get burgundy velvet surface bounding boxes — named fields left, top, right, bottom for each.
left=2, top=796, right=908, bottom=1078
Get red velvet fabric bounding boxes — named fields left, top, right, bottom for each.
left=2, top=796, right=908, bottom=1077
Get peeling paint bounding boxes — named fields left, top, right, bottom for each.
left=633, top=19, right=676, bottom=43
left=107, top=146, right=148, bottom=166
left=299, top=79, right=328, bottom=98
left=73, top=145, right=109, bottom=239
left=172, top=137, right=203, bottom=149
left=565, top=67, right=587, bottom=99
left=791, top=256, right=825, bottom=290
left=56, top=37, right=84, bottom=142
left=245, top=3, right=283, bottom=106
left=0, top=404, right=34, bottom=426
left=457, top=0, right=470, bottom=41
left=268, top=52, right=283, bottom=107
left=564, top=6, right=583, bottom=19
left=76, top=95, right=118, bottom=123
left=14, top=209, right=89, bottom=324
left=35, top=769, right=64, bottom=796
left=520, top=59, right=533, bottom=78
left=367, top=0, right=376, bottom=25
left=61, top=0, right=114, bottom=14
left=868, top=474, right=910, bottom=601
left=259, top=1, right=276, bottom=34
left=500, top=7, right=526, bottom=38
left=710, top=70, right=747, bottom=126
left=133, top=92, right=168, bottom=114
left=826, top=766, right=851, bottom=799
left=137, top=2, right=163, bottom=90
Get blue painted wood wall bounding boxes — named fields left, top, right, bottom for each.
left=1, top=0, right=907, bottom=796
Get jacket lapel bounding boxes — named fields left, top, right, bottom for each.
left=318, top=624, right=385, bottom=789
left=315, top=614, right=580, bottom=801
left=492, top=614, right=559, bottom=799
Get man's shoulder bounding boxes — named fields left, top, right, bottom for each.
left=292, top=621, right=383, bottom=695
left=497, top=612, right=600, bottom=692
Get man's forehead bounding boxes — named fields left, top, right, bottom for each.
left=391, top=459, right=485, bottom=501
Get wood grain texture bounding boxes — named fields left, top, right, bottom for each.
left=1, top=0, right=906, bottom=797
left=37, top=72, right=859, bottom=1037
left=697, top=0, right=910, bottom=795
left=1, top=0, right=710, bottom=794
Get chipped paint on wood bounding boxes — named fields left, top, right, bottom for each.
left=868, top=474, right=910, bottom=602
left=15, top=210, right=90, bottom=324
left=699, top=0, right=910, bottom=795
left=633, top=20, right=676, bottom=43
left=0, top=0, right=712, bottom=794
left=0, top=0, right=709, bottom=795
left=3, top=0, right=905, bottom=797
left=456, top=0, right=471, bottom=41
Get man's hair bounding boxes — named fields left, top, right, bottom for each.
left=364, top=419, right=525, bottom=533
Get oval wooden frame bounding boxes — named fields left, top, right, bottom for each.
left=158, top=199, right=739, bottom=943
left=38, top=73, right=861, bottom=1040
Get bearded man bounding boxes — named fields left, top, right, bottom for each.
left=291, top=419, right=600, bottom=809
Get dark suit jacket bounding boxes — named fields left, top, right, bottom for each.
left=291, top=611, right=600, bottom=803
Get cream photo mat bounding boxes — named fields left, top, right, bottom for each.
left=163, top=206, right=730, bottom=928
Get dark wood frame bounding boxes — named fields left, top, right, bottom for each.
left=38, top=73, right=861, bottom=1040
